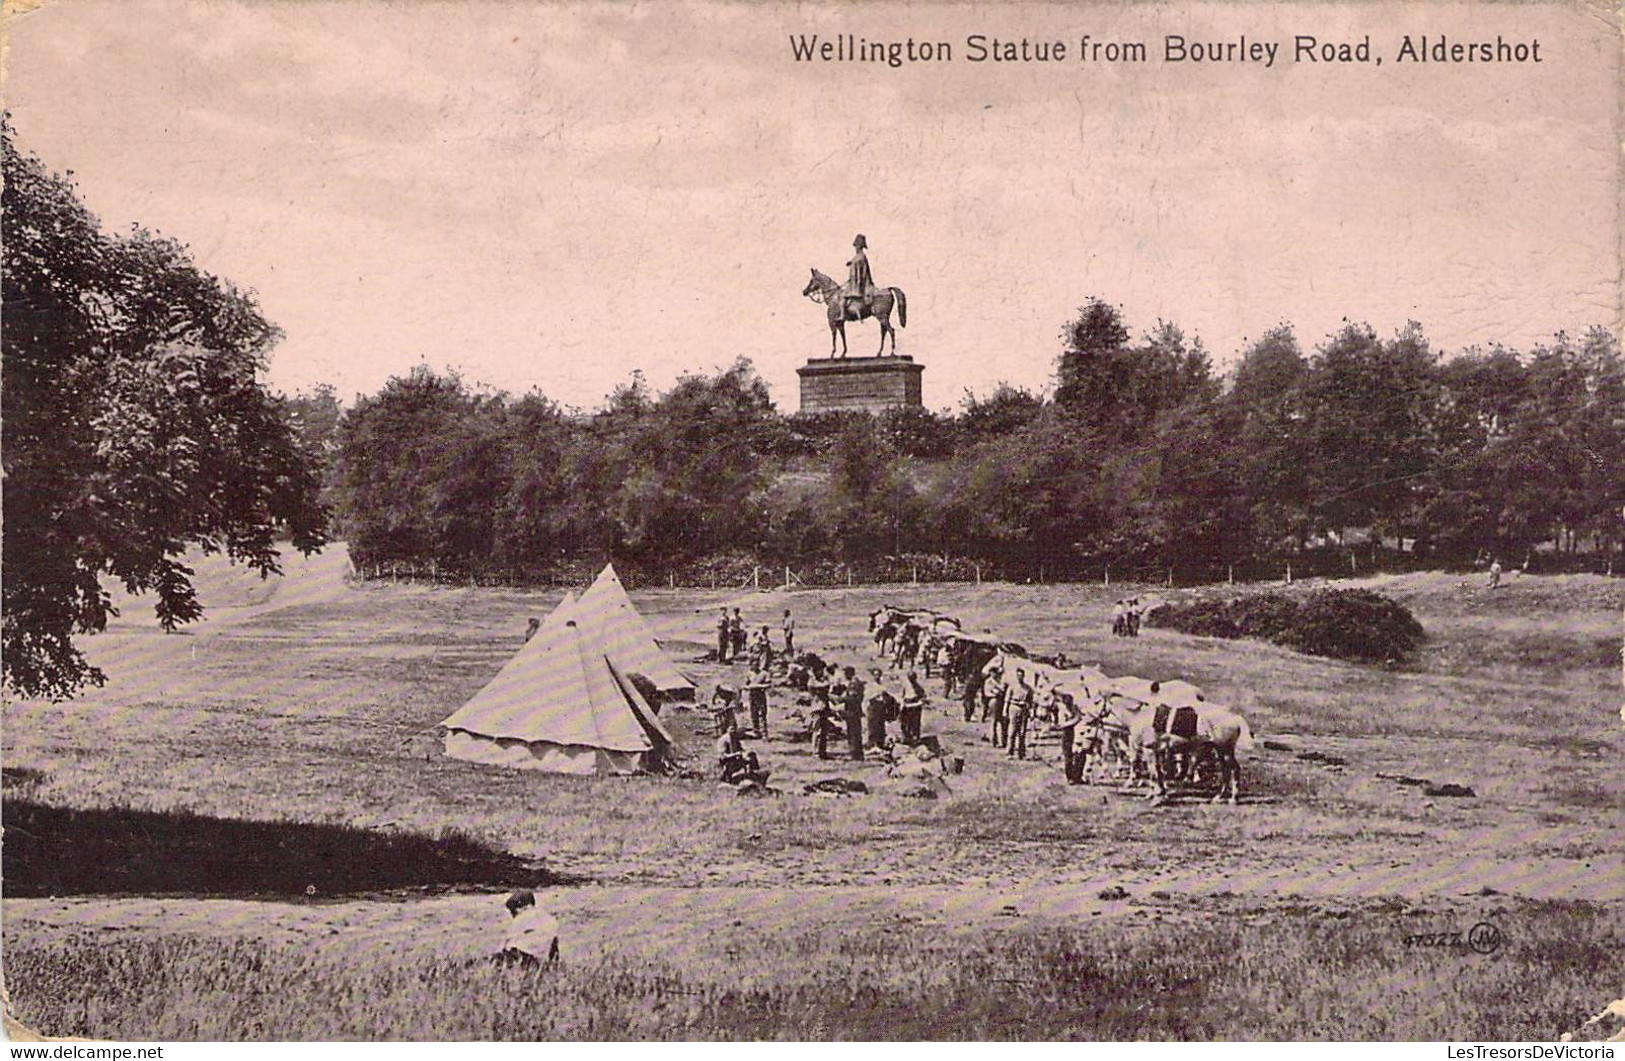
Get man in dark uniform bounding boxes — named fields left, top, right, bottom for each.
left=841, top=665, right=866, bottom=761
left=808, top=663, right=835, bottom=759
left=900, top=671, right=928, bottom=745
left=1051, top=689, right=1085, bottom=784
left=744, top=664, right=771, bottom=740
left=865, top=668, right=896, bottom=749
left=716, top=608, right=731, bottom=662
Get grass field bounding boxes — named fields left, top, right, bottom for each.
left=4, top=551, right=1621, bottom=1040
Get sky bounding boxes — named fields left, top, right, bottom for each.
left=4, top=0, right=1619, bottom=412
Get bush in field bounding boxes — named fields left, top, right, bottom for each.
left=1282, top=589, right=1426, bottom=663
left=1229, top=593, right=1303, bottom=641
left=1150, top=589, right=1422, bottom=663
left=1148, top=598, right=1244, bottom=639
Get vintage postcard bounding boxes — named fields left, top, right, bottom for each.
left=2, top=0, right=1621, bottom=1046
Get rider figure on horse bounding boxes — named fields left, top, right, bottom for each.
left=845, top=234, right=874, bottom=320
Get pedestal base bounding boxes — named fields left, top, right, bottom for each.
left=796, top=355, right=924, bottom=415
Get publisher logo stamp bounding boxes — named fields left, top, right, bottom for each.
left=1402, top=922, right=1503, bottom=954
left=1468, top=921, right=1503, bottom=954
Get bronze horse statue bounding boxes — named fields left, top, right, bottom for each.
left=802, top=267, right=907, bottom=357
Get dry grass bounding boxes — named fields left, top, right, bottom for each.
left=4, top=559, right=1621, bottom=1039
left=7, top=900, right=1619, bottom=1040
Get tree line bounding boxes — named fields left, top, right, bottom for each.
left=315, top=305, right=1624, bottom=585
left=6, top=112, right=1620, bottom=700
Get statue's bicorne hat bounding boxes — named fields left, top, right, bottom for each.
left=853, top=234, right=867, bottom=249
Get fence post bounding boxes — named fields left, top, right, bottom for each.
left=974, top=563, right=981, bottom=585
left=1104, top=566, right=1110, bottom=587
left=1286, top=562, right=1293, bottom=584
left=753, top=566, right=760, bottom=590
left=847, top=566, right=853, bottom=587
left=669, top=572, right=676, bottom=588
left=1350, top=551, right=1358, bottom=574
left=1227, top=564, right=1234, bottom=585
left=1166, top=566, right=1173, bottom=588
left=911, top=563, right=919, bottom=585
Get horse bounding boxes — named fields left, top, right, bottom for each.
left=1100, top=686, right=1254, bottom=804
left=802, top=267, right=907, bottom=358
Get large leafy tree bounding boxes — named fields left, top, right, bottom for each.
left=1302, top=321, right=1438, bottom=537
left=2, top=120, right=326, bottom=699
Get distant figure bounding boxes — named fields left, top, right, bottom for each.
left=1051, top=691, right=1085, bottom=784
left=841, top=666, right=867, bottom=761
left=730, top=608, right=747, bottom=661
left=900, top=671, right=927, bottom=745
left=524, top=617, right=541, bottom=643
left=1111, top=599, right=1127, bottom=637
left=1488, top=558, right=1503, bottom=589
left=714, top=706, right=767, bottom=785
left=1007, top=667, right=1033, bottom=761
left=716, top=608, right=731, bottom=662
left=808, top=663, right=836, bottom=759
left=866, top=669, right=897, bottom=749
left=781, top=609, right=795, bottom=655
left=982, top=657, right=1007, bottom=744
left=744, top=664, right=771, bottom=739
left=499, top=890, right=559, bottom=966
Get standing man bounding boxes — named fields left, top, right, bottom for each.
left=781, top=608, right=795, bottom=657
left=841, top=665, right=867, bottom=762
left=716, top=607, right=732, bottom=662
left=982, top=656, right=1007, bottom=744
left=865, top=669, right=896, bottom=750
left=1007, top=667, right=1033, bottom=761
left=900, top=671, right=928, bottom=746
left=809, top=663, right=837, bottom=760
left=1488, top=558, right=1503, bottom=589
left=1051, top=690, right=1085, bottom=784
left=744, top=664, right=771, bottom=740
left=730, top=608, right=747, bottom=661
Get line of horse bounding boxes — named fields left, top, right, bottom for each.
left=868, top=604, right=1257, bottom=804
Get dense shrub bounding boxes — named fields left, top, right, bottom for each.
left=1149, top=589, right=1423, bottom=663
left=1282, top=589, right=1426, bottom=662
left=1148, top=598, right=1243, bottom=638
left=1229, top=594, right=1303, bottom=640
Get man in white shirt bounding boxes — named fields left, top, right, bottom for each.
left=499, top=890, right=560, bottom=966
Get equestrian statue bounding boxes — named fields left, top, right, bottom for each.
left=802, top=234, right=907, bottom=358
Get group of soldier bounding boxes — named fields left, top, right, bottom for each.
left=799, top=661, right=931, bottom=761
left=706, top=604, right=1113, bottom=791
left=1110, top=598, right=1146, bottom=638
left=716, top=606, right=794, bottom=666
left=958, top=655, right=1089, bottom=784
left=709, top=608, right=940, bottom=780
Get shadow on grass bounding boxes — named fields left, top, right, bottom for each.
left=2, top=798, right=568, bottom=898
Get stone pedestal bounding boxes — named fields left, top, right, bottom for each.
left=796, top=355, right=924, bottom=415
